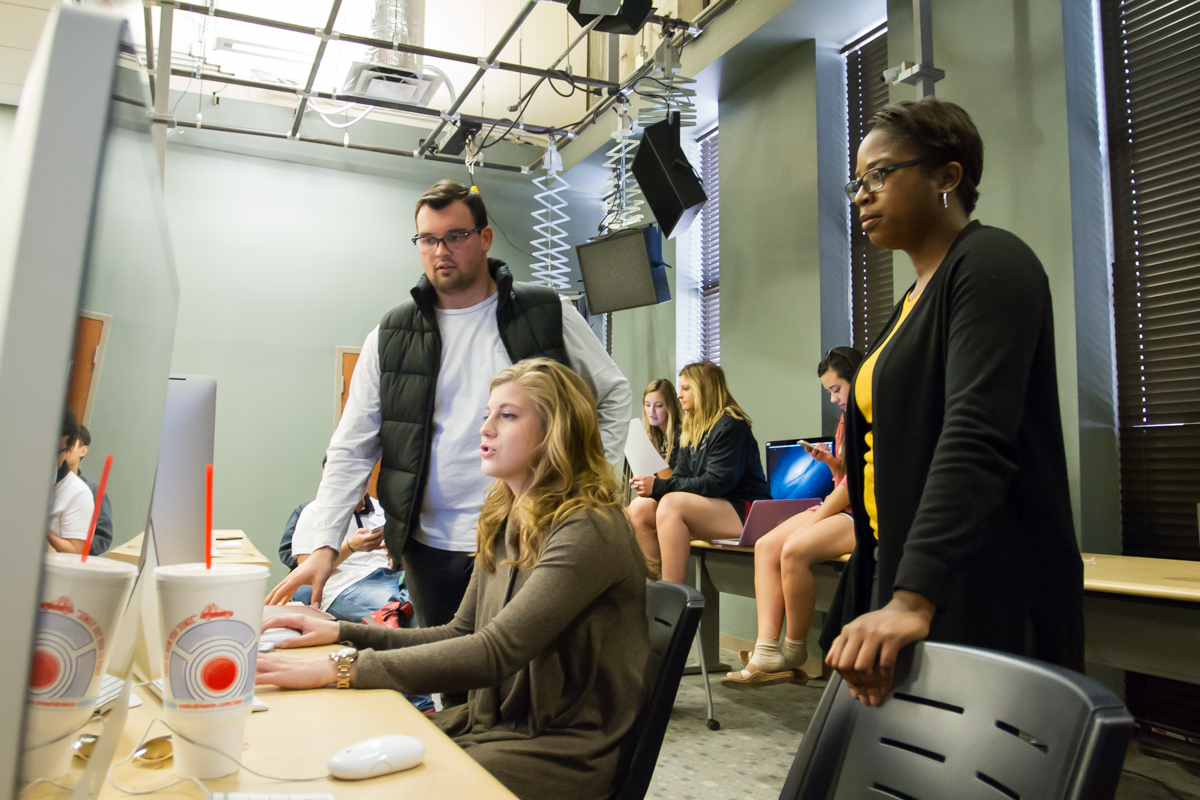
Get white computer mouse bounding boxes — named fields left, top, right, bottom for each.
left=259, top=627, right=303, bottom=645
left=328, top=734, right=425, bottom=780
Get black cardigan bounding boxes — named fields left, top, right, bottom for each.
left=820, top=221, right=1084, bottom=671
left=651, top=415, right=770, bottom=514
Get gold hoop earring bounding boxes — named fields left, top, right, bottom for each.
left=942, top=192, right=949, bottom=208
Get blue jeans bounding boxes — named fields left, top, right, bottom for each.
left=292, top=568, right=434, bottom=713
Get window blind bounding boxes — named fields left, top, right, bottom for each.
left=1101, top=0, right=1200, bottom=737
left=1101, top=0, right=1200, bottom=562
left=844, top=27, right=892, bottom=352
left=698, top=128, right=721, bottom=364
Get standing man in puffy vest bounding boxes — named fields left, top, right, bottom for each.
left=266, top=181, right=631, bottom=668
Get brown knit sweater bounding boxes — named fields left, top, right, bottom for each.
left=337, top=506, right=651, bottom=800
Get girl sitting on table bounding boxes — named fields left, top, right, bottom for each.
left=722, top=346, right=862, bottom=689
left=256, top=358, right=652, bottom=800
left=628, top=361, right=770, bottom=583
left=642, top=378, right=683, bottom=475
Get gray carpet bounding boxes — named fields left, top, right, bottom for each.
left=645, top=649, right=1200, bottom=800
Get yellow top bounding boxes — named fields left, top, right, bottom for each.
left=855, top=289, right=921, bottom=539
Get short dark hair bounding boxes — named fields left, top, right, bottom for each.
left=818, top=346, right=863, bottom=382
left=867, top=97, right=984, bottom=214
left=61, top=409, right=80, bottom=451
left=415, top=180, right=487, bottom=231
left=77, top=425, right=92, bottom=447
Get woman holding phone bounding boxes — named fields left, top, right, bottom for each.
left=723, top=347, right=862, bottom=688
left=628, top=361, right=769, bottom=583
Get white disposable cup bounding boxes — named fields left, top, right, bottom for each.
left=154, top=563, right=268, bottom=779
left=22, top=554, right=137, bottom=782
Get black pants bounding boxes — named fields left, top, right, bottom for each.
left=401, top=537, right=475, bottom=708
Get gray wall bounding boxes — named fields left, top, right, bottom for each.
left=160, top=143, right=600, bottom=585
left=886, top=0, right=1091, bottom=546
left=703, top=40, right=848, bottom=641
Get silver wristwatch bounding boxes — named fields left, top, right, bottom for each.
left=329, top=646, right=358, bottom=689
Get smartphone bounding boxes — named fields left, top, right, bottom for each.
left=370, top=525, right=384, bottom=535
left=796, top=439, right=826, bottom=450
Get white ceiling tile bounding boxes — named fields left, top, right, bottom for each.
left=0, top=4, right=50, bottom=50
left=0, top=82, right=22, bottom=106
left=1, top=0, right=56, bottom=10
left=0, top=45, right=34, bottom=88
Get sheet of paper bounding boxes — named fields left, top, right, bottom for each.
left=624, top=419, right=669, bottom=477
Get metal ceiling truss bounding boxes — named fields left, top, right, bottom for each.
left=144, top=0, right=738, bottom=173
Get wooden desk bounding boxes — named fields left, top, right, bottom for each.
left=1082, top=554, right=1200, bottom=685
left=689, top=542, right=1200, bottom=685
left=107, top=530, right=272, bottom=569
left=24, top=648, right=517, bottom=799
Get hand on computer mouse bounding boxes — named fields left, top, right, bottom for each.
left=261, top=614, right=339, bottom=648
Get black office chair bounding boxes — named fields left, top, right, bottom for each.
left=779, top=641, right=1134, bottom=800
left=610, top=580, right=705, bottom=800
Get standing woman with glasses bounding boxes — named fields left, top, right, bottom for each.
left=823, top=98, right=1083, bottom=707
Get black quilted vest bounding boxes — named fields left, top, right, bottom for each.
left=376, top=259, right=569, bottom=557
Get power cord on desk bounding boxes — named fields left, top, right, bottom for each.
left=106, top=717, right=332, bottom=798
left=1121, top=768, right=1190, bottom=800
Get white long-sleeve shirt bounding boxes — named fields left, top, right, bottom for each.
left=312, top=293, right=631, bottom=553
left=291, top=500, right=388, bottom=610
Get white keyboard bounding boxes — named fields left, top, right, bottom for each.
left=148, top=678, right=269, bottom=712
left=94, top=675, right=142, bottom=714
left=210, top=795, right=334, bottom=800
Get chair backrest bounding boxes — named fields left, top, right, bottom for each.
left=779, top=641, right=1134, bottom=800
left=610, top=580, right=704, bottom=800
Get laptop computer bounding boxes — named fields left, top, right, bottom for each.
left=710, top=437, right=836, bottom=548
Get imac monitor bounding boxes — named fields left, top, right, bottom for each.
left=147, top=375, right=217, bottom=567
left=0, top=6, right=179, bottom=794
left=765, top=438, right=836, bottom=501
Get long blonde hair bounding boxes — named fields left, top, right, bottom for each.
left=642, top=379, right=682, bottom=464
left=679, top=361, right=752, bottom=447
left=475, top=358, right=632, bottom=574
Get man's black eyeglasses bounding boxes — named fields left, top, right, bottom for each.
left=412, top=227, right=483, bottom=253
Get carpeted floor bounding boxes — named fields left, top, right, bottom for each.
left=644, top=649, right=1200, bottom=800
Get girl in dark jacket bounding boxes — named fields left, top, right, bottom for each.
left=629, top=361, right=769, bottom=583
left=824, top=97, right=1084, bottom=707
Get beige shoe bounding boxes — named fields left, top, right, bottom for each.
left=720, top=662, right=797, bottom=689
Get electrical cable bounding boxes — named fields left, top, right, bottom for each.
left=1120, top=769, right=1189, bottom=800
left=106, top=717, right=332, bottom=797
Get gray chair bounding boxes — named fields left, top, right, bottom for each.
left=780, top=641, right=1134, bottom=800
left=611, top=580, right=705, bottom=800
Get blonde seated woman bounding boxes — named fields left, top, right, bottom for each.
left=722, top=347, right=863, bottom=688
left=256, top=359, right=652, bottom=800
left=628, top=361, right=770, bottom=583
left=642, top=378, right=683, bottom=476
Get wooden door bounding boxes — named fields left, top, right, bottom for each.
left=66, top=312, right=110, bottom=424
left=336, top=347, right=380, bottom=498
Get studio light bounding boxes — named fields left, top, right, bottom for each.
left=576, top=224, right=671, bottom=314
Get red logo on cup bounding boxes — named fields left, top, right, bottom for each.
left=199, top=604, right=234, bottom=621
left=29, top=650, right=61, bottom=690
left=40, top=596, right=74, bottom=615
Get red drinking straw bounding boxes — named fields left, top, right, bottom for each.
left=205, top=463, right=213, bottom=569
left=80, top=454, right=113, bottom=563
